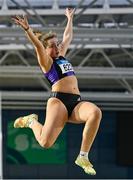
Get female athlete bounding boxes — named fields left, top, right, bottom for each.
left=13, top=8, right=102, bottom=175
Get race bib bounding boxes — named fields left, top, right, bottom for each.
left=59, top=63, right=74, bottom=74
left=56, top=59, right=74, bottom=74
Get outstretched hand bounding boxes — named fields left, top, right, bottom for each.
left=12, top=15, right=29, bottom=31
left=65, top=8, right=75, bottom=19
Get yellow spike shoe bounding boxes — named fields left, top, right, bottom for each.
left=14, top=114, right=38, bottom=128
left=75, top=156, right=96, bottom=175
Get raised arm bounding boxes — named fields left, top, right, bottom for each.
left=59, top=8, right=75, bottom=57
left=12, top=15, right=52, bottom=72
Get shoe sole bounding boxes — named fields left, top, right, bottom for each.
left=75, top=160, right=96, bottom=175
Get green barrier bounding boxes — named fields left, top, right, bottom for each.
left=6, top=119, right=67, bottom=164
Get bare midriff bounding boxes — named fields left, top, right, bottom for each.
left=52, top=75, right=80, bottom=95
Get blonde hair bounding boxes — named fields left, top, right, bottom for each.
left=39, top=31, right=57, bottom=48
left=33, top=29, right=57, bottom=48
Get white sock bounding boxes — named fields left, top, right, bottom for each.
left=79, top=151, right=88, bottom=159
left=28, top=119, right=35, bottom=128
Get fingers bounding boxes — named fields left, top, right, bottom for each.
left=12, top=14, right=29, bottom=31
left=66, top=7, right=75, bottom=12
left=72, top=8, right=76, bottom=14
left=12, top=15, right=27, bottom=22
left=12, top=15, right=22, bottom=23
left=65, top=7, right=75, bottom=17
left=23, top=14, right=29, bottom=25
left=11, top=16, right=20, bottom=25
left=23, top=14, right=27, bottom=21
left=16, top=15, right=22, bottom=20
left=12, top=15, right=27, bottom=23
left=14, top=15, right=23, bottom=22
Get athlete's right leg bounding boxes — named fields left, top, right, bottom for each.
left=33, top=97, right=68, bottom=148
left=14, top=97, right=68, bottom=148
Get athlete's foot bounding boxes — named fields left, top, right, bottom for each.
left=14, top=114, right=38, bottom=128
left=75, top=156, right=96, bottom=175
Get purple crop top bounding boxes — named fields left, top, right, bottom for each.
left=44, top=56, right=75, bottom=85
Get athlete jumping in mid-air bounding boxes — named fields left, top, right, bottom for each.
left=12, top=8, right=102, bottom=175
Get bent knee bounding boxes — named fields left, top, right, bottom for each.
left=39, top=138, right=53, bottom=149
left=89, top=105, right=102, bottom=123
left=93, top=106, right=102, bottom=121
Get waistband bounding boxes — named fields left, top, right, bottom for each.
left=50, top=91, right=81, bottom=98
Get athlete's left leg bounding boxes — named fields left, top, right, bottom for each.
left=68, top=101, right=102, bottom=175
